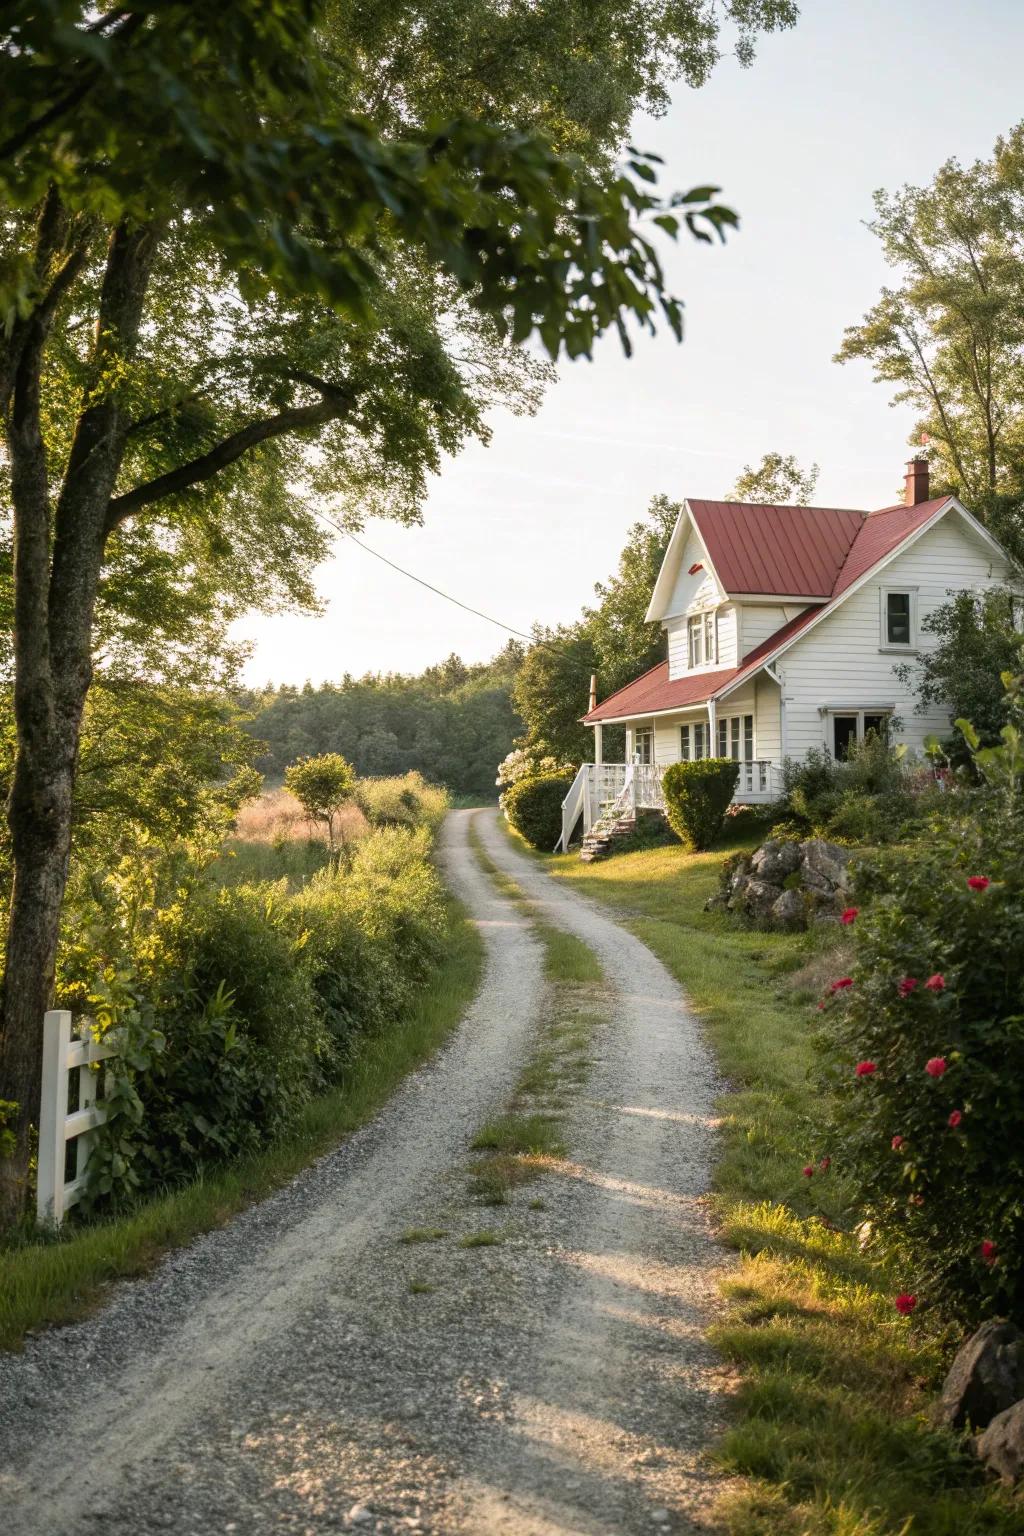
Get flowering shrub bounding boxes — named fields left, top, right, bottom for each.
left=817, top=791, right=1024, bottom=1319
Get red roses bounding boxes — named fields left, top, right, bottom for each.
left=925, top=1057, right=948, bottom=1077
left=967, top=875, right=990, bottom=891
left=855, top=1060, right=877, bottom=1077
left=894, top=1293, right=918, bottom=1316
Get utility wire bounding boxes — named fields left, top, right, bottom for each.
left=313, top=506, right=596, bottom=678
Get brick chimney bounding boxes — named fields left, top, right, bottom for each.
left=904, top=457, right=930, bottom=506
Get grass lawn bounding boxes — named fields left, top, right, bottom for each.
left=0, top=890, right=483, bottom=1353
left=529, top=826, right=1020, bottom=1536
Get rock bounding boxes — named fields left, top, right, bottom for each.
left=751, top=838, right=802, bottom=884
left=741, top=879, right=784, bottom=921
left=770, top=887, right=807, bottom=931
left=975, top=1398, right=1024, bottom=1485
left=935, top=1320, right=1024, bottom=1431
left=799, top=838, right=850, bottom=894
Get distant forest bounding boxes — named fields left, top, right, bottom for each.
left=241, top=644, right=525, bottom=799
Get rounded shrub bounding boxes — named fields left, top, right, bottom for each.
left=817, top=793, right=1024, bottom=1320
left=661, top=758, right=739, bottom=850
left=503, top=772, right=574, bottom=850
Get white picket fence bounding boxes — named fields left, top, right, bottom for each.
left=37, top=1009, right=117, bottom=1225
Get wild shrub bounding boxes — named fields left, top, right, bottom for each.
left=62, top=814, right=449, bottom=1207
left=780, top=736, right=921, bottom=845
left=354, top=771, right=448, bottom=831
left=503, top=772, right=574, bottom=849
left=818, top=790, right=1024, bottom=1320
left=661, top=758, right=738, bottom=850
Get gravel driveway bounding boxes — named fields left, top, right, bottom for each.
left=0, top=809, right=731, bottom=1536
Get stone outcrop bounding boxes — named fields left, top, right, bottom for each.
left=935, top=1320, right=1024, bottom=1432
left=975, top=1399, right=1024, bottom=1485
left=706, top=837, right=852, bottom=930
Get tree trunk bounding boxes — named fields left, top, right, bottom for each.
left=0, top=735, right=78, bottom=1220
left=0, top=215, right=159, bottom=1224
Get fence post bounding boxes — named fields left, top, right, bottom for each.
left=37, top=1009, right=72, bottom=1226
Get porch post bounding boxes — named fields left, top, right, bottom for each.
left=593, top=722, right=603, bottom=765
left=707, top=698, right=717, bottom=756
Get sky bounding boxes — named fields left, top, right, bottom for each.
left=235, top=0, right=1024, bottom=687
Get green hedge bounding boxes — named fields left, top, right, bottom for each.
left=661, top=758, right=739, bottom=850
left=503, top=772, right=574, bottom=850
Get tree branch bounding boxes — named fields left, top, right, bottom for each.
left=105, top=390, right=353, bottom=531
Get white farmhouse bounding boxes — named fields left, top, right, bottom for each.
left=559, top=460, right=1016, bottom=851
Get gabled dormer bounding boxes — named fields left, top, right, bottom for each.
left=647, top=498, right=860, bottom=681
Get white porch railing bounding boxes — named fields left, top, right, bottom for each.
left=37, top=1010, right=117, bottom=1226
left=556, top=759, right=781, bottom=850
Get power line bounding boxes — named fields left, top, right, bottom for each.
left=312, top=506, right=595, bottom=677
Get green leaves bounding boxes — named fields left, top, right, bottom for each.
left=0, top=3, right=741, bottom=359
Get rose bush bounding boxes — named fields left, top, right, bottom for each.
left=816, top=788, right=1024, bottom=1320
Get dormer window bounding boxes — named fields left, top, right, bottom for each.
left=687, top=609, right=717, bottom=668
left=687, top=615, right=703, bottom=667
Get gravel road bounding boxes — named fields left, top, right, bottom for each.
left=0, top=809, right=732, bottom=1536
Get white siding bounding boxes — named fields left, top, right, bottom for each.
left=716, top=604, right=739, bottom=667
left=663, top=528, right=722, bottom=619
left=778, top=514, right=1013, bottom=761
left=653, top=709, right=708, bottom=766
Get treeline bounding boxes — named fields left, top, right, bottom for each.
left=241, top=645, right=525, bottom=800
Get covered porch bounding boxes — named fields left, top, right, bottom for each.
left=556, top=754, right=781, bottom=853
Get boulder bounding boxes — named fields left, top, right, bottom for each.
left=770, top=887, right=807, bottom=930
left=975, top=1398, right=1024, bottom=1485
left=799, top=838, right=851, bottom=895
left=935, top=1320, right=1024, bottom=1431
left=750, top=838, right=802, bottom=885
left=741, top=878, right=785, bottom=922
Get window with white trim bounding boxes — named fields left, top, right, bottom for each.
left=880, top=587, right=917, bottom=648
left=680, top=722, right=708, bottom=760
left=687, top=608, right=717, bottom=668
left=687, top=615, right=703, bottom=667
left=827, top=710, right=891, bottom=760
left=633, top=727, right=654, bottom=764
left=717, top=714, right=754, bottom=761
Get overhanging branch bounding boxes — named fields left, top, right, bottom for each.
left=104, top=388, right=353, bottom=532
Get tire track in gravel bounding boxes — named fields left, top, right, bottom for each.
left=0, top=809, right=734, bottom=1536
left=452, top=811, right=734, bottom=1535
left=0, top=812, right=544, bottom=1535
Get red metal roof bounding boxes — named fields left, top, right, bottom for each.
left=583, top=663, right=738, bottom=722
left=688, top=500, right=865, bottom=597
left=584, top=494, right=958, bottom=724
left=833, top=498, right=949, bottom=595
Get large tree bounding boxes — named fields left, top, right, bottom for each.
left=514, top=495, right=680, bottom=762
left=0, top=0, right=795, bottom=1217
left=835, top=124, right=1024, bottom=547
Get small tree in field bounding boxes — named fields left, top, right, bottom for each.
left=285, top=755, right=356, bottom=859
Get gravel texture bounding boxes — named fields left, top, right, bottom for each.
left=0, top=809, right=732, bottom=1535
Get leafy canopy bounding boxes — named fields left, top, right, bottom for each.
left=728, top=450, right=819, bottom=504
left=835, top=123, right=1024, bottom=547
left=284, top=753, right=357, bottom=852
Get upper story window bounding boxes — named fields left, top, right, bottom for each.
left=687, top=609, right=717, bottom=668
left=881, top=587, right=917, bottom=649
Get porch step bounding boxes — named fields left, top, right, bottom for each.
left=579, top=810, right=638, bottom=862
